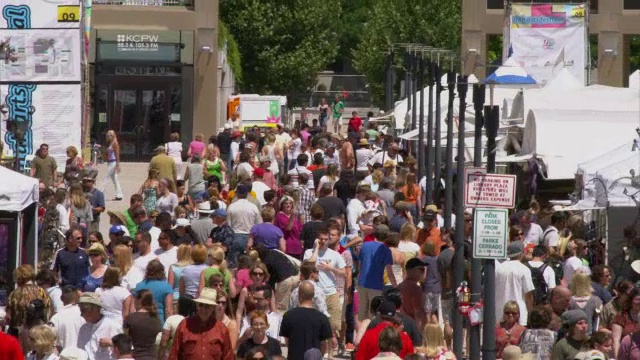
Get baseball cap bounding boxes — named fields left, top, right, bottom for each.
left=109, top=224, right=127, bottom=235
left=405, top=257, right=428, bottom=271
left=507, top=240, right=525, bottom=258
left=236, top=184, right=250, bottom=195
left=213, top=208, right=228, bottom=218
left=377, top=301, right=397, bottom=317
left=254, top=168, right=265, bottom=177
left=78, top=292, right=102, bottom=308
left=423, top=209, right=437, bottom=221
left=259, top=155, right=271, bottom=163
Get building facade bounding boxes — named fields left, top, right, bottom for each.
left=463, top=0, right=639, bottom=88
left=90, top=0, right=219, bottom=161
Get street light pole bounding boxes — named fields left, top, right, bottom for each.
left=425, top=59, right=435, bottom=204
left=453, top=74, right=469, bottom=359
left=444, top=71, right=455, bottom=228
left=418, top=56, right=425, bottom=182
left=434, top=61, right=443, bottom=202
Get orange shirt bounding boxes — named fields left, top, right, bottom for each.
left=416, top=227, right=443, bottom=256
left=401, top=184, right=421, bottom=204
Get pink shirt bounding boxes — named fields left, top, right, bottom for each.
left=235, top=268, right=253, bottom=289
left=189, top=140, right=206, bottom=157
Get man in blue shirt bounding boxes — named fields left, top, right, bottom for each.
left=357, top=224, right=395, bottom=322
left=82, top=176, right=105, bottom=233
left=51, top=227, right=90, bottom=288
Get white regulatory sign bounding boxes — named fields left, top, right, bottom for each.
left=464, top=171, right=516, bottom=209
left=473, top=208, right=509, bottom=259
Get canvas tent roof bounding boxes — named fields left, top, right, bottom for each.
left=519, top=109, right=639, bottom=180
left=0, top=166, right=39, bottom=212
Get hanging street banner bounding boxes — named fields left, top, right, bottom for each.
left=0, top=0, right=81, bottom=28
left=464, top=169, right=516, bottom=209
left=505, top=3, right=588, bottom=86
left=0, top=28, right=81, bottom=82
left=1, top=84, right=81, bottom=170
left=473, top=208, right=509, bottom=259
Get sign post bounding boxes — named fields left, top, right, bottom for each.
left=473, top=208, right=509, bottom=259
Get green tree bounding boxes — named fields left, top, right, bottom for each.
left=220, top=0, right=341, bottom=106
left=352, top=0, right=461, bottom=106
left=218, top=21, right=242, bottom=84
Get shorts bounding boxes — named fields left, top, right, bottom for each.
left=424, top=292, right=441, bottom=314
left=326, top=293, right=342, bottom=333
left=357, top=285, right=382, bottom=322
left=441, top=296, right=454, bottom=323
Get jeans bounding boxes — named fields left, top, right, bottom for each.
left=103, top=162, right=123, bottom=199
left=228, top=233, right=249, bottom=269
left=345, top=285, right=355, bottom=344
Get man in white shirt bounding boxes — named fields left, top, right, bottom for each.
left=228, top=112, right=241, bottom=130
left=239, top=285, right=283, bottom=341
left=495, top=241, right=535, bottom=326
left=517, top=211, right=543, bottom=245
left=368, top=142, right=403, bottom=167
left=76, top=292, right=123, bottom=360
left=227, top=185, right=262, bottom=268
left=543, top=212, right=566, bottom=254
left=230, top=131, right=243, bottom=167
left=288, top=153, right=315, bottom=189
left=251, top=168, right=271, bottom=206
left=50, top=285, right=86, bottom=351
left=527, top=244, right=557, bottom=290
left=287, top=132, right=302, bottom=170
left=303, top=230, right=347, bottom=356
left=133, top=232, right=158, bottom=274
left=154, top=229, right=178, bottom=277
left=346, top=185, right=372, bottom=236
left=355, top=139, right=374, bottom=172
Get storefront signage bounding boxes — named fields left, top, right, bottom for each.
left=473, top=208, right=509, bottom=259
left=464, top=168, right=516, bottom=209
left=114, top=66, right=179, bottom=76
left=117, top=34, right=159, bottom=52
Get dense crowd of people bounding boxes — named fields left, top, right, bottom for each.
left=0, top=106, right=634, bottom=360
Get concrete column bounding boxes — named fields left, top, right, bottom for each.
left=596, top=0, right=624, bottom=87
left=461, top=31, right=487, bottom=79
left=192, top=0, right=219, bottom=137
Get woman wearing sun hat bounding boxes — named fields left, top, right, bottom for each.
left=80, top=243, right=109, bottom=292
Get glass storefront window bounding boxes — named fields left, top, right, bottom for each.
left=487, top=0, right=503, bottom=10
left=625, top=0, right=640, bottom=10
left=170, top=85, right=182, bottom=135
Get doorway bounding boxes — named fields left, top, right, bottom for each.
left=94, top=79, right=181, bottom=161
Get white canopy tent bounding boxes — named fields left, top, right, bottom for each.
left=0, top=166, right=39, bottom=273
left=519, top=109, right=640, bottom=180
left=630, top=70, right=640, bottom=89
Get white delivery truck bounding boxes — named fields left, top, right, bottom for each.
left=227, top=94, right=288, bottom=131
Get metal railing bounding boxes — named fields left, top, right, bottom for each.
left=94, top=0, right=193, bottom=6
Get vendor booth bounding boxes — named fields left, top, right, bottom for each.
left=0, top=166, right=39, bottom=277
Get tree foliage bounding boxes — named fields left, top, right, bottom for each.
left=352, top=0, right=462, bottom=106
left=220, top=0, right=341, bottom=106
left=217, top=21, right=242, bottom=85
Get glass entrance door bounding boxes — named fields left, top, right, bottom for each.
left=105, top=85, right=171, bottom=161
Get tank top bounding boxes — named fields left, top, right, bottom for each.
left=171, top=264, right=186, bottom=300
left=187, top=163, right=205, bottom=193
left=204, top=158, right=223, bottom=182
left=107, top=143, right=116, bottom=162
left=265, top=145, right=279, bottom=175
left=143, top=188, right=158, bottom=214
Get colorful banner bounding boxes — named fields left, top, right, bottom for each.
left=505, top=3, right=588, bottom=85
left=0, top=28, right=82, bottom=82
left=1, top=84, right=82, bottom=170
left=0, top=0, right=81, bottom=29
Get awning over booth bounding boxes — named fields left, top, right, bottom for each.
left=519, top=109, right=639, bottom=180
left=0, top=166, right=39, bottom=212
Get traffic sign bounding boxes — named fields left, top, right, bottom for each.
left=464, top=170, right=516, bottom=209
left=473, top=208, right=509, bottom=259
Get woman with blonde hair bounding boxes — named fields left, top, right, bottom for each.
left=317, top=164, right=340, bottom=195
left=399, top=223, right=420, bottom=261
left=168, top=244, right=192, bottom=309
left=198, top=246, right=237, bottom=298
left=69, top=183, right=93, bottom=233
left=178, top=244, right=209, bottom=316
left=26, top=325, right=57, bottom=360
left=415, top=323, right=455, bottom=360
left=113, top=244, right=143, bottom=291
left=370, top=169, right=384, bottom=192
left=216, top=289, right=240, bottom=350
left=495, top=301, right=527, bottom=358
left=103, top=129, right=123, bottom=200
left=138, top=168, right=160, bottom=214
left=165, top=132, right=184, bottom=180
left=63, top=145, right=84, bottom=185
left=261, top=133, right=282, bottom=177
left=188, top=132, right=207, bottom=160
left=203, top=143, right=226, bottom=184
left=156, top=178, right=179, bottom=216
left=96, top=267, right=134, bottom=324
left=568, top=271, right=603, bottom=335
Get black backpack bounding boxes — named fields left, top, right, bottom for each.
left=546, top=255, right=564, bottom=287
left=525, top=262, right=549, bottom=305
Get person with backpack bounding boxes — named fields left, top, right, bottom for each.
left=525, top=245, right=557, bottom=306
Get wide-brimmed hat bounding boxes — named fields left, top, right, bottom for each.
left=78, top=292, right=102, bottom=308
left=502, top=345, right=533, bottom=360
left=107, top=210, right=127, bottom=225
left=198, top=201, right=214, bottom=214
left=358, top=138, right=369, bottom=146
left=507, top=240, right=525, bottom=258
left=87, top=243, right=107, bottom=259
left=194, top=288, right=217, bottom=306
left=173, top=218, right=191, bottom=228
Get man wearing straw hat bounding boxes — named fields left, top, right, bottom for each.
left=168, top=288, right=233, bottom=360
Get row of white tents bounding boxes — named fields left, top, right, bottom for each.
left=393, top=67, right=640, bottom=207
